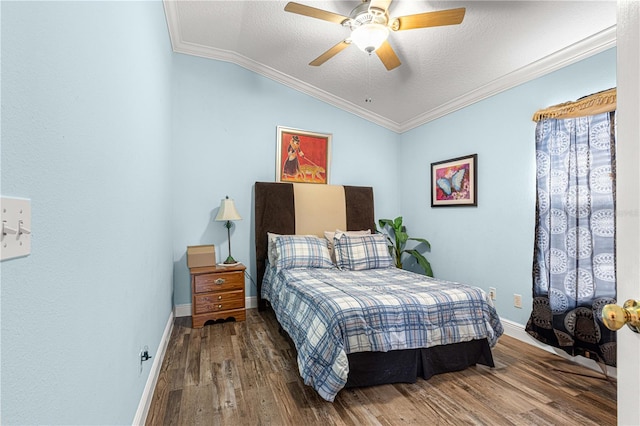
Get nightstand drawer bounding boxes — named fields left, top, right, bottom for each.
left=189, top=263, right=246, bottom=328
left=193, top=290, right=244, bottom=314
left=194, top=271, right=244, bottom=293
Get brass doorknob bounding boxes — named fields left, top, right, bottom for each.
left=602, top=299, right=640, bottom=333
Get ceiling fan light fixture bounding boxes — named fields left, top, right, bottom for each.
left=350, top=23, right=389, bottom=53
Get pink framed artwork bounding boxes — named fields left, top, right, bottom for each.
left=431, top=154, right=477, bottom=207
left=276, top=126, right=331, bottom=184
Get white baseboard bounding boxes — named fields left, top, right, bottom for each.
left=173, top=303, right=191, bottom=318
left=173, top=296, right=258, bottom=318
left=132, top=310, right=175, bottom=426
left=246, top=295, right=257, bottom=309
left=501, top=318, right=616, bottom=379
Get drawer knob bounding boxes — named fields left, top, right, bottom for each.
left=217, top=296, right=222, bottom=300
left=218, top=304, right=222, bottom=309
left=214, top=278, right=225, bottom=285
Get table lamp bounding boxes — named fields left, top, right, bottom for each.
left=214, top=196, right=242, bottom=264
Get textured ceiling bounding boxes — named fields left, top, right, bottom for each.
left=163, top=1, right=616, bottom=132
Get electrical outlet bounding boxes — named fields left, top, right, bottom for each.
left=489, top=287, right=496, bottom=300
left=514, top=294, right=522, bottom=308
left=139, top=345, right=151, bottom=375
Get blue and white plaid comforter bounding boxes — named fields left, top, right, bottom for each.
left=262, top=266, right=503, bottom=401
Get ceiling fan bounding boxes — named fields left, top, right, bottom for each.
left=284, top=0, right=466, bottom=71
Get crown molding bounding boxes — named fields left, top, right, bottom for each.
left=175, top=41, right=404, bottom=132
left=163, top=1, right=402, bottom=132
left=164, top=1, right=615, bottom=134
left=399, top=25, right=617, bottom=133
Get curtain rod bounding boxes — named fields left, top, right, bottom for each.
left=532, top=88, right=616, bottom=122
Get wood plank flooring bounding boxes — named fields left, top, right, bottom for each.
left=145, top=309, right=616, bottom=425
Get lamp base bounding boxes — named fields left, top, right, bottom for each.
left=223, top=255, right=237, bottom=264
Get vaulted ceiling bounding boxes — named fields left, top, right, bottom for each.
left=163, top=1, right=616, bottom=133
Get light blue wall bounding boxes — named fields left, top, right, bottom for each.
left=1, top=2, right=173, bottom=424
left=399, top=48, right=616, bottom=326
left=0, top=0, right=617, bottom=422
left=171, top=53, right=400, bottom=305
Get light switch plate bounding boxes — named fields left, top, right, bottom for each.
left=1, top=197, right=32, bottom=261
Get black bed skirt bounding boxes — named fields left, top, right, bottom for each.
left=277, top=323, right=495, bottom=389
left=345, top=339, right=495, bottom=388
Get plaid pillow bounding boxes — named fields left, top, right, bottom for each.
left=324, top=229, right=371, bottom=264
left=274, top=235, right=334, bottom=270
left=334, top=233, right=394, bottom=270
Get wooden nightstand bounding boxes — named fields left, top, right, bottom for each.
left=189, top=263, right=246, bottom=328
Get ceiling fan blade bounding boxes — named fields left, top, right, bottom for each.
left=375, top=40, right=401, bottom=71
left=369, top=0, right=392, bottom=14
left=309, top=40, right=351, bottom=66
left=284, top=2, right=348, bottom=25
left=392, top=7, right=465, bottom=31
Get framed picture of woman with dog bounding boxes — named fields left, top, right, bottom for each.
left=276, top=126, right=331, bottom=184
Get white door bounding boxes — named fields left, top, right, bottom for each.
left=615, top=2, right=640, bottom=424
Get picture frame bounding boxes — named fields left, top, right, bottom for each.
left=276, top=126, right=331, bottom=184
left=431, top=154, right=477, bottom=207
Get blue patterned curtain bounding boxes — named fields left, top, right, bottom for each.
left=526, top=111, right=616, bottom=367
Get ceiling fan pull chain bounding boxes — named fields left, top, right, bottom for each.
left=365, top=53, right=372, bottom=103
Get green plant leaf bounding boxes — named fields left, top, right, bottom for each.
left=378, top=218, right=394, bottom=229
left=408, top=237, right=431, bottom=250
left=378, top=216, right=433, bottom=276
left=405, top=249, right=433, bottom=277
left=393, top=216, right=403, bottom=230
left=396, top=230, right=409, bottom=245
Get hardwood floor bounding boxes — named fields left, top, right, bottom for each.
left=145, top=309, right=616, bottom=425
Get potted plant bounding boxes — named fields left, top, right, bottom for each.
left=377, top=216, right=433, bottom=277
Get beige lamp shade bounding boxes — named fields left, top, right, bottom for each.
left=215, top=196, right=242, bottom=222
left=215, top=196, right=241, bottom=264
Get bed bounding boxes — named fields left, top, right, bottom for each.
left=254, top=181, right=503, bottom=402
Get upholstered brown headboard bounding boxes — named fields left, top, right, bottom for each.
left=254, top=181, right=375, bottom=310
